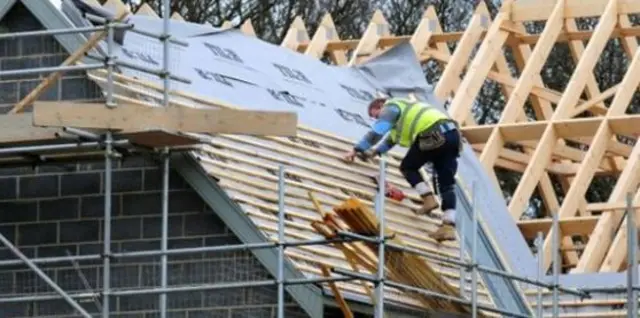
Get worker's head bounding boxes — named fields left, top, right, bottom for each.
left=367, top=97, right=387, bottom=118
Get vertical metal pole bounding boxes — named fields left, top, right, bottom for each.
left=159, top=148, right=170, bottom=318
left=551, top=211, right=560, bottom=318
left=536, top=231, right=544, bottom=318
left=459, top=220, right=465, bottom=298
left=102, top=19, right=116, bottom=318
left=105, top=16, right=116, bottom=108
left=627, top=192, right=638, bottom=318
left=160, top=2, right=171, bottom=314
left=375, top=157, right=386, bottom=318
left=162, top=0, right=171, bottom=107
left=277, top=165, right=285, bottom=318
left=471, top=182, right=478, bottom=318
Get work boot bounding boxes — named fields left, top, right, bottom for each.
left=430, top=222, right=456, bottom=242
left=415, top=193, right=439, bottom=216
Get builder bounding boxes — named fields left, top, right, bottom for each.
left=343, top=97, right=462, bottom=242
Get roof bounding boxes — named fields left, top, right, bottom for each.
left=55, top=0, right=508, bottom=316
left=8, top=0, right=640, bottom=316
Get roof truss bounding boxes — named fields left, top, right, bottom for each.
left=255, top=0, right=640, bottom=276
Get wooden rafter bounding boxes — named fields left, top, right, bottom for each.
left=272, top=0, right=640, bottom=277
left=130, top=0, right=640, bottom=276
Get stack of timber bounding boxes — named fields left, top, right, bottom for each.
left=313, top=197, right=487, bottom=316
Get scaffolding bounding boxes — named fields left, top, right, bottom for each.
left=0, top=1, right=638, bottom=318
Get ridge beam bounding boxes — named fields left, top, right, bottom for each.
left=512, top=0, right=640, bottom=21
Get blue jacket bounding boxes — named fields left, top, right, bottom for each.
left=353, top=103, right=400, bottom=154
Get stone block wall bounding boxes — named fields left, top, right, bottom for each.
left=0, top=2, right=315, bottom=317
left=0, top=1, right=103, bottom=113
left=0, top=155, right=308, bottom=317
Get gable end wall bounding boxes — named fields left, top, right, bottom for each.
left=0, top=2, right=309, bottom=317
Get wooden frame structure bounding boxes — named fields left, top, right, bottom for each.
left=79, top=1, right=506, bottom=316
left=33, top=0, right=640, bottom=316
left=268, top=0, right=640, bottom=277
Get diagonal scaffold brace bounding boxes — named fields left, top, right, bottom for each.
left=9, top=10, right=129, bottom=114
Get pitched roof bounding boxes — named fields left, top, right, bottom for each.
left=0, top=0, right=91, bottom=58
left=54, top=0, right=505, bottom=315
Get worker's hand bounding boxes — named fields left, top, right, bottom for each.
left=356, top=149, right=375, bottom=162
left=343, top=149, right=357, bottom=163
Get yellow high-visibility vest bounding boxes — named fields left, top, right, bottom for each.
left=387, top=98, right=449, bottom=147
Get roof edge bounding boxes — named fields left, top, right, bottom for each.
left=19, top=0, right=89, bottom=55
left=0, top=0, right=16, bottom=22
left=172, top=152, right=324, bottom=318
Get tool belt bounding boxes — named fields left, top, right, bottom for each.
left=417, top=120, right=462, bottom=154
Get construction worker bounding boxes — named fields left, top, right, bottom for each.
left=343, top=97, right=462, bottom=241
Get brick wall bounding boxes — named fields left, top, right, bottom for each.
left=0, top=1, right=103, bottom=113
left=0, top=156, right=309, bottom=317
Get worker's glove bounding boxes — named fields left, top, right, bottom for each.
left=356, top=149, right=379, bottom=162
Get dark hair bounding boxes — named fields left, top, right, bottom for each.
left=367, top=97, right=387, bottom=116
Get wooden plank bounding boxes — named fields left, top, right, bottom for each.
left=501, top=13, right=583, bottom=264
left=571, top=49, right=640, bottom=273
left=281, top=17, right=309, bottom=51
left=518, top=216, right=599, bottom=239
left=425, top=49, right=609, bottom=114
left=508, top=0, right=618, bottom=223
left=118, top=130, right=200, bottom=148
left=447, top=1, right=513, bottom=123
left=320, top=265, right=354, bottom=318
left=135, top=3, right=158, bottom=17
left=459, top=117, right=636, bottom=143
left=479, top=0, right=564, bottom=173
left=238, top=19, right=256, bottom=36
left=0, top=113, right=60, bottom=145
left=305, top=14, right=347, bottom=64
left=511, top=0, right=640, bottom=21
left=348, top=10, right=389, bottom=65
left=32, top=102, right=298, bottom=137
left=587, top=202, right=640, bottom=211
left=408, top=6, right=438, bottom=55
left=300, top=26, right=640, bottom=50
left=532, top=0, right=619, bottom=271
left=433, top=2, right=491, bottom=100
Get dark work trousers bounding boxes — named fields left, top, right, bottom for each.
left=399, top=124, right=461, bottom=211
